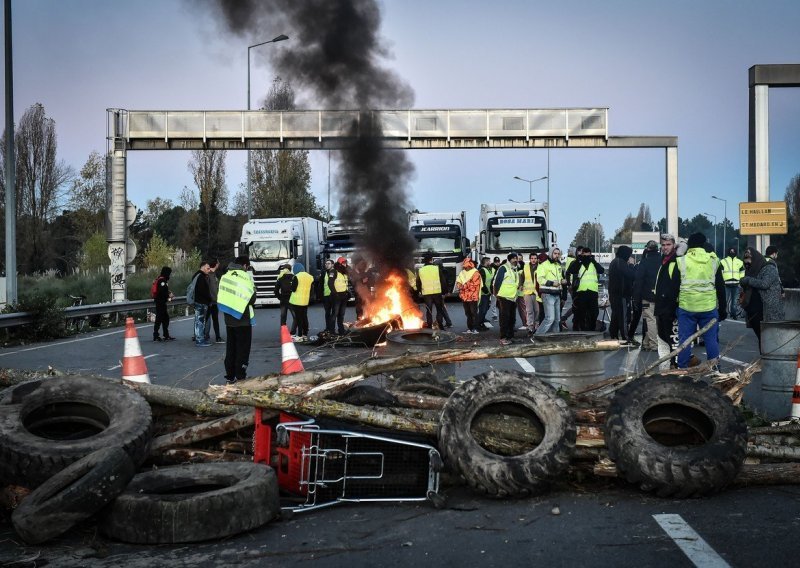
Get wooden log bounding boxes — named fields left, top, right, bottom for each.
left=225, top=340, right=623, bottom=392
left=746, top=443, right=800, bottom=461
left=750, top=423, right=800, bottom=436
left=150, top=448, right=251, bottom=465
left=149, top=411, right=264, bottom=454
left=591, top=459, right=800, bottom=487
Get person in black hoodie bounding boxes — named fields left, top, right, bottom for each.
left=274, top=264, right=294, bottom=329
left=191, top=261, right=213, bottom=347
left=566, top=247, right=605, bottom=331
left=608, top=245, right=636, bottom=343
left=630, top=241, right=661, bottom=350
left=153, top=266, right=175, bottom=341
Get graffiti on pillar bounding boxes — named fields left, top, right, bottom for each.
left=108, top=244, right=125, bottom=264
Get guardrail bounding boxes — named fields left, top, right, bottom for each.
left=0, top=297, right=189, bottom=330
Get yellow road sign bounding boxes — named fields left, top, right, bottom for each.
left=739, top=201, right=788, bottom=235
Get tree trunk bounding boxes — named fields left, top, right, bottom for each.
left=149, top=448, right=251, bottom=465
left=149, top=411, right=262, bottom=454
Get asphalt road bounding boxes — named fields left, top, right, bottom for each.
left=1, top=303, right=793, bottom=567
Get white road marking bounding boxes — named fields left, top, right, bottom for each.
left=720, top=356, right=748, bottom=367
left=0, top=318, right=192, bottom=358
left=724, top=319, right=745, bottom=325
left=107, top=353, right=158, bottom=371
left=653, top=514, right=730, bottom=568
left=515, top=358, right=535, bottom=373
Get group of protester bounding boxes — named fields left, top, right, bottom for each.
left=606, top=232, right=784, bottom=369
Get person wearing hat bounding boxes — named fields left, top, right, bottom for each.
left=720, top=246, right=745, bottom=319
left=630, top=240, right=661, bottom=350
left=456, top=257, right=482, bottom=334
left=675, top=232, right=727, bottom=368
left=331, top=257, right=351, bottom=335
left=493, top=252, right=520, bottom=345
left=417, top=252, right=447, bottom=329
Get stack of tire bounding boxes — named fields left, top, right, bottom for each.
left=0, top=377, right=280, bottom=544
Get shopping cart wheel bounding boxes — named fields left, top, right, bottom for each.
left=427, top=490, right=447, bottom=509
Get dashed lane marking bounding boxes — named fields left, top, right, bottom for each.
left=515, top=357, right=535, bottom=373
left=653, top=514, right=730, bottom=568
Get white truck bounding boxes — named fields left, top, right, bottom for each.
left=235, top=217, right=326, bottom=306
left=477, top=203, right=555, bottom=261
left=408, top=211, right=470, bottom=295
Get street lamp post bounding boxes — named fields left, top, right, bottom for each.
left=734, top=237, right=740, bottom=254
left=513, top=175, right=547, bottom=202
left=247, top=34, right=289, bottom=220
left=703, top=212, right=717, bottom=253
left=594, top=215, right=601, bottom=252
left=711, top=195, right=727, bottom=253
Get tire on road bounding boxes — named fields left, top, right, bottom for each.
left=11, top=446, right=135, bottom=544
left=0, top=376, right=153, bottom=487
left=438, top=370, right=576, bottom=498
left=604, top=375, right=748, bottom=498
left=101, top=462, right=280, bottom=544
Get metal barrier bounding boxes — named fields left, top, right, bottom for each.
left=0, top=297, right=188, bottom=329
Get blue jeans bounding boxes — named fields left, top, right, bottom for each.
left=725, top=285, right=741, bottom=318
left=194, top=303, right=208, bottom=345
left=677, top=307, right=719, bottom=368
left=536, top=293, right=562, bottom=334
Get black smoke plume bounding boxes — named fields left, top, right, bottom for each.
left=209, top=0, right=417, bottom=271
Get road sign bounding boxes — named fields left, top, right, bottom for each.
left=739, top=201, right=788, bottom=235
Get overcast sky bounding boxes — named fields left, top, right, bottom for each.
left=2, top=0, right=799, bottom=246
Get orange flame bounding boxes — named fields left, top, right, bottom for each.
left=360, top=270, right=423, bottom=330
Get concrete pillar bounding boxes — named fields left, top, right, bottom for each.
left=666, top=147, right=679, bottom=238
left=748, top=84, right=770, bottom=251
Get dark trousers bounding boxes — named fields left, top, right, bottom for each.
left=204, top=303, right=221, bottom=341
left=224, top=325, right=252, bottom=382
left=291, top=304, right=309, bottom=336
left=498, top=297, right=517, bottom=339
left=462, top=301, right=478, bottom=330
left=609, top=295, right=630, bottom=340
left=279, top=301, right=291, bottom=327
left=153, top=303, right=170, bottom=338
left=422, top=294, right=445, bottom=328
left=322, top=295, right=335, bottom=333
left=477, top=293, right=490, bottom=327
left=441, top=301, right=452, bottom=326
left=333, top=294, right=348, bottom=334
left=628, top=301, right=642, bottom=339
left=573, top=291, right=599, bottom=331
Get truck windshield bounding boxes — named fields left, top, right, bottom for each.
left=248, top=240, right=292, bottom=261
left=489, top=230, right=547, bottom=253
left=415, top=235, right=461, bottom=254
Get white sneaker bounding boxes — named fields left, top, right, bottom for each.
left=517, top=325, right=528, bottom=331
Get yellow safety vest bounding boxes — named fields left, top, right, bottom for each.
left=576, top=263, right=599, bottom=293
left=418, top=264, right=442, bottom=295
left=720, top=256, right=744, bottom=283
left=497, top=263, right=519, bottom=300
left=405, top=269, right=417, bottom=290
left=523, top=263, right=538, bottom=295
left=322, top=272, right=331, bottom=297
left=564, top=256, right=576, bottom=273
left=218, top=269, right=255, bottom=323
left=538, top=259, right=563, bottom=294
left=677, top=250, right=718, bottom=312
left=289, top=272, right=314, bottom=306
left=334, top=271, right=349, bottom=293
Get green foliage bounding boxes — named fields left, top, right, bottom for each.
left=80, top=231, right=109, bottom=271
left=3, top=292, right=66, bottom=341
left=144, top=233, right=174, bottom=270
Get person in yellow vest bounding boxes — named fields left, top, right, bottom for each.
left=317, top=259, right=336, bottom=335
left=568, top=247, right=605, bottom=331
left=456, top=257, right=482, bottom=334
left=536, top=248, right=567, bottom=334
left=493, top=252, right=520, bottom=345
left=331, top=257, right=351, bottom=335
left=476, top=257, right=493, bottom=330
left=560, top=246, right=581, bottom=330
left=416, top=252, right=446, bottom=329
left=217, top=256, right=256, bottom=385
left=720, top=247, right=745, bottom=320
left=518, top=253, right=539, bottom=335
left=676, top=233, right=727, bottom=368
left=289, top=263, right=314, bottom=342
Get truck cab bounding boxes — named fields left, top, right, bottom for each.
left=409, top=211, right=470, bottom=295
left=478, top=203, right=554, bottom=260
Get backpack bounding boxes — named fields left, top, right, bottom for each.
left=186, top=273, right=200, bottom=304
left=150, top=276, right=163, bottom=299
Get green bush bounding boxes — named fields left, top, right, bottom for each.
left=144, top=234, right=175, bottom=270
left=3, top=292, right=66, bottom=342
left=80, top=232, right=109, bottom=271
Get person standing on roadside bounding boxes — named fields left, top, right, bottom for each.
left=456, top=257, right=482, bottom=334
left=535, top=247, right=566, bottom=335
left=519, top=253, right=539, bottom=335
left=631, top=241, right=660, bottom=350
left=608, top=245, right=636, bottom=344
left=569, top=247, right=604, bottom=331
left=653, top=234, right=681, bottom=369
left=417, top=252, right=447, bottom=329
left=191, top=260, right=213, bottom=347
left=740, top=246, right=784, bottom=348
left=720, top=247, right=745, bottom=319
left=153, top=266, right=175, bottom=341
left=317, top=259, right=337, bottom=334
left=274, top=264, right=294, bottom=329
left=332, top=257, right=350, bottom=335
left=204, top=259, right=224, bottom=344
left=490, top=256, right=501, bottom=321
left=476, top=257, right=493, bottom=330
left=493, top=252, right=520, bottom=345
left=289, top=263, right=314, bottom=341
left=217, top=256, right=256, bottom=385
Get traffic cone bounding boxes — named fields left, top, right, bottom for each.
left=791, top=350, right=800, bottom=420
left=122, top=317, right=150, bottom=384
left=280, top=324, right=304, bottom=375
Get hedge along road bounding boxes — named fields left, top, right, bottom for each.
left=0, top=304, right=760, bottom=392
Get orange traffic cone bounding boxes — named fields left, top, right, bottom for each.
left=791, top=350, right=800, bottom=420
left=122, top=317, right=150, bottom=384
left=280, top=324, right=304, bottom=375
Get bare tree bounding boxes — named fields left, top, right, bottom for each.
left=67, top=150, right=106, bottom=240
left=188, top=149, right=228, bottom=258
